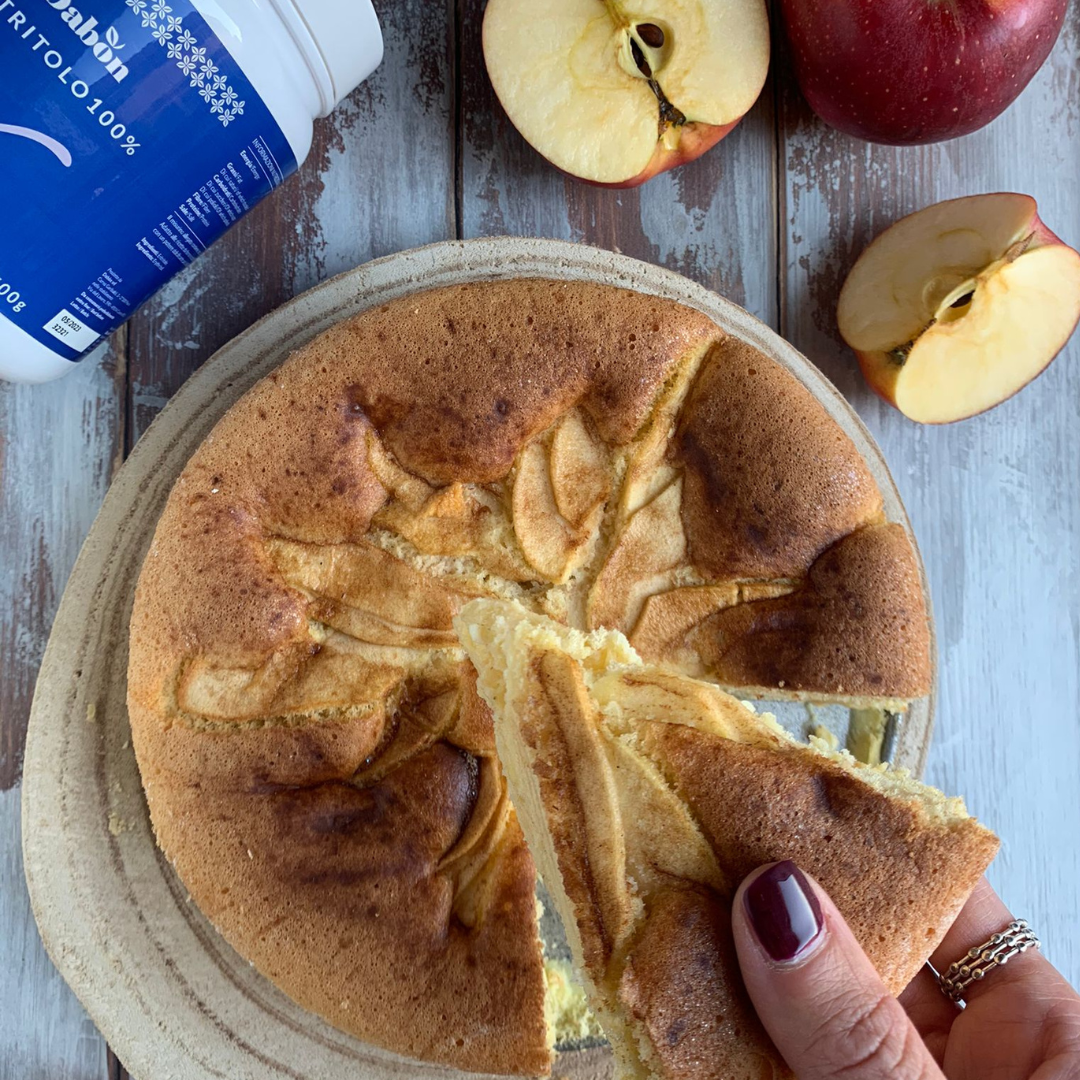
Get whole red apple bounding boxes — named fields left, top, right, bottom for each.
left=778, top=0, right=1068, bottom=144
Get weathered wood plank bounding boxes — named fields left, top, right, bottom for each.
left=125, top=0, right=458, bottom=446
left=778, top=9, right=1080, bottom=986
left=0, top=339, right=125, bottom=1080
left=458, top=0, right=778, bottom=322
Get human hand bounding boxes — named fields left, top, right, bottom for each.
left=732, top=862, right=1080, bottom=1079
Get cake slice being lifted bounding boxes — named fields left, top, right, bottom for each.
left=455, top=599, right=998, bottom=1080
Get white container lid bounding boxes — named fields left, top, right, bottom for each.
left=272, top=0, right=384, bottom=116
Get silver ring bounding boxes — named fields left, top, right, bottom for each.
left=936, top=919, right=1041, bottom=1006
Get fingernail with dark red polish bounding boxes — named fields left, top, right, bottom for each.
left=744, top=861, right=824, bottom=962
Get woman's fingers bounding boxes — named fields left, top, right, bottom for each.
left=892, top=879, right=1018, bottom=1053
left=927, top=877, right=1042, bottom=1002
left=732, top=861, right=944, bottom=1080
left=897, top=969, right=953, bottom=1065
left=924, top=877, right=1080, bottom=1080
left=897, top=876, right=1062, bottom=1047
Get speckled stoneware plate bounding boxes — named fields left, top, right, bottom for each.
left=22, top=238, right=937, bottom=1080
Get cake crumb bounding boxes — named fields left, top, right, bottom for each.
left=543, top=959, right=603, bottom=1046
left=810, top=724, right=840, bottom=752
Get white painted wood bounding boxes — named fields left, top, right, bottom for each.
left=779, top=10, right=1080, bottom=986
left=276, top=0, right=457, bottom=292
left=0, top=343, right=122, bottom=1080
left=635, top=103, right=778, bottom=327
left=0, top=788, right=109, bottom=1080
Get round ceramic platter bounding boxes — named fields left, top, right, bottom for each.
left=22, top=238, right=937, bottom=1080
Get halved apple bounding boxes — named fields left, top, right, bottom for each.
left=482, top=0, right=770, bottom=188
left=838, top=194, right=1080, bottom=424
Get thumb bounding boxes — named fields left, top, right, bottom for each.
left=732, top=861, right=943, bottom=1080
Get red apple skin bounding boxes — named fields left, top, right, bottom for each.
left=537, top=117, right=741, bottom=190
left=1027, top=212, right=1072, bottom=250
left=585, top=118, right=741, bottom=189
left=778, top=0, right=1068, bottom=144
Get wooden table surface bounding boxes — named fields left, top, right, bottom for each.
left=3, top=1, right=1079, bottom=1076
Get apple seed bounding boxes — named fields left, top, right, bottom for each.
left=630, top=37, right=653, bottom=78
left=887, top=322, right=934, bottom=365
left=619, top=25, right=686, bottom=132
left=636, top=22, right=664, bottom=48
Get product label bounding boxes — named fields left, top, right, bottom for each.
left=0, top=0, right=297, bottom=363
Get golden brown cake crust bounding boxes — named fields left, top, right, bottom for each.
left=128, top=278, right=934, bottom=1074
left=127, top=279, right=720, bottom=1074
left=694, top=523, right=933, bottom=700
left=317, top=279, right=720, bottom=484
left=641, top=722, right=999, bottom=994
left=674, top=338, right=884, bottom=580
left=130, top=675, right=551, bottom=1074
left=142, top=738, right=544, bottom=1070
left=618, top=886, right=785, bottom=1080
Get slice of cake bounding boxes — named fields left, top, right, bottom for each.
left=456, top=599, right=998, bottom=1080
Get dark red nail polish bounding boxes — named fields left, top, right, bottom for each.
left=744, top=861, right=823, bottom=962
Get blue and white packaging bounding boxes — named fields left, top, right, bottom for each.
left=0, top=0, right=382, bottom=381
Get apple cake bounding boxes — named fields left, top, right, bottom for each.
left=456, top=599, right=998, bottom=1080
left=128, top=278, right=935, bottom=1074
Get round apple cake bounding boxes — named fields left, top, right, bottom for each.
left=127, top=279, right=931, bottom=1074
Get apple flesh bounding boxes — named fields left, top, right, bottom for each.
left=482, top=0, right=769, bottom=187
left=837, top=194, right=1080, bottom=424
left=778, top=0, right=1068, bottom=144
